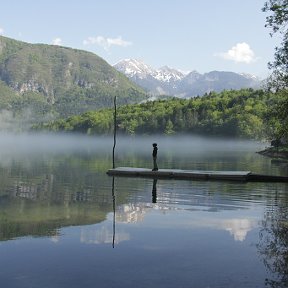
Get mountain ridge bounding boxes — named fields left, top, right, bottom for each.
left=0, top=36, right=147, bottom=125
left=114, top=59, right=262, bottom=97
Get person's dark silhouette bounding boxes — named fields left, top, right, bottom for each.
left=152, top=143, right=158, bottom=171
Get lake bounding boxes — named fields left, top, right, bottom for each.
left=0, top=133, right=288, bottom=288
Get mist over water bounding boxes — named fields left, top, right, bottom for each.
left=115, top=134, right=266, bottom=155
left=0, top=132, right=268, bottom=167
left=0, top=132, right=109, bottom=155
left=0, top=132, right=267, bottom=172
left=0, top=132, right=272, bottom=176
left=0, top=132, right=265, bottom=155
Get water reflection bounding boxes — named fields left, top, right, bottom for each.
left=258, top=185, right=288, bottom=287
left=80, top=225, right=130, bottom=245
left=152, top=179, right=157, bottom=203
left=0, top=134, right=288, bottom=287
left=0, top=155, right=113, bottom=240
left=111, top=176, right=264, bottom=242
left=111, top=176, right=116, bottom=248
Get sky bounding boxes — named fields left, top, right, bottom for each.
left=0, top=0, right=281, bottom=78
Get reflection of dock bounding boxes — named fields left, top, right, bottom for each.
left=107, top=167, right=288, bottom=182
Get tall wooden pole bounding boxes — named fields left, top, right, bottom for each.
left=112, top=96, right=117, bottom=247
left=112, top=95, right=117, bottom=169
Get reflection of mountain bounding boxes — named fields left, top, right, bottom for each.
left=114, top=180, right=260, bottom=242
left=188, top=217, right=258, bottom=241
left=80, top=225, right=130, bottom=245
left=117, top=203, right=147, bottom=223
left=116, top=201, right=257, bottom=241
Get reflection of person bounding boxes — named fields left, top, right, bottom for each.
left=152, top=143, right=158, bottom=171
left=152, top=179, right=157, bottom=203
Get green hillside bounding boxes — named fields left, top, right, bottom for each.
left=34, top=89, right=283, bottom=139
left=0, top=36, right=147, bottom=127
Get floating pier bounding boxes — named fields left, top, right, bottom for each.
left=107, top=167, right=288, bottom=183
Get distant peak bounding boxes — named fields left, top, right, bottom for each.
left=113, top=58, right=261, bottom=97
left=113, top=58, right=155, bottom=79
left=240, top=73, right=261, bottom=81
left=113, top=59, right=189, bottom=82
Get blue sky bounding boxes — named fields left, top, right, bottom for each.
left=0, top=0, right=280, bottom=78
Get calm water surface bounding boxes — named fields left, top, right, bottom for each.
left=0, top=134, right=288, bottom=288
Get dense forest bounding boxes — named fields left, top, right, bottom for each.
left=33, top=88, right=283, bottom=139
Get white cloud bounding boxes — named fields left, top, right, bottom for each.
left=83, top=35, right=132, bottom=50
left=0, top=27, right=4, bottom=35
left=216, top=42, right=257, bottom=64
left=52, top=37, right=62, bottom=46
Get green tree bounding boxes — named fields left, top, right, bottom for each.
left=263, top=0, right=288, bottom=89
left=263, top=0, right=288, bottom=140
left=33, top=89, right=276, bottom=139
left=164, top=119, right=175, bottom=135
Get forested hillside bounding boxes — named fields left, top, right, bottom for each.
left=34, top=89, right=282, bottom=139
left=0, top=36, right=147, bottom=125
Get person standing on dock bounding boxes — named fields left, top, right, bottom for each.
left=152, top=143, right=158, bottom=171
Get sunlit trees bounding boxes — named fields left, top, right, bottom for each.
left=33, top=89, right=281, bottom=139
left=164, top=119, right=175, bottom=135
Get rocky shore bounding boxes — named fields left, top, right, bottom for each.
left=257, top=146, right=288, bottom=160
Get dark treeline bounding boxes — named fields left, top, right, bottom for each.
left=33, top=88, right=283, bottom=139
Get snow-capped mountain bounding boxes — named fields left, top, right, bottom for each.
left=114, top=59, right=186, bottom=83
left=114, top=59, right=188, bottom=95
left=114, top=59, right=155, bottom=79
left=113, top=59, right=262, bottom=98
left=154, top=66, right=186, bottom=82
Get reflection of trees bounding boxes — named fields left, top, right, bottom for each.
left=0, top=153, right=153, bottom=241
left=258, top=187, right=288, bottom=288
left=0, top=154, right=114, bottom=241
left=0, top=198, right=109, bottom=241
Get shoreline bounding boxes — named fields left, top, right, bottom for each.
left=257, top=147, right=288, bottom=160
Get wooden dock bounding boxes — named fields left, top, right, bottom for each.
left=106, top=167, right=288, bottom=183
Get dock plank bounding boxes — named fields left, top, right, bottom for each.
left=107, top=167, right=288, bottom=182
left=107, top=167, right=252, bottom=181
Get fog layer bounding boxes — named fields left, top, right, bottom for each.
left=0, top=132, right=265, bottom=156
